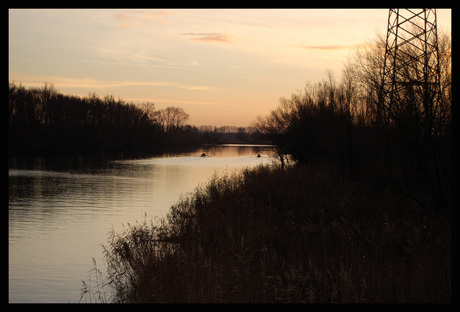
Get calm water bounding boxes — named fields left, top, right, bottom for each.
left=9, top=145, right=275, bottom=303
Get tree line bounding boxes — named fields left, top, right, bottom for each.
left=9, top=83, right=159, bottom=155
left=254, top=32, right=451, bottom=212
left=8, top=83, right=262, bottom=155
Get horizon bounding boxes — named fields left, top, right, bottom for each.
left=9, top=8, right=452, bottom=127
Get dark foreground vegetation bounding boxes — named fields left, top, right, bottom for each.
left=83, top=164, right=450, bottom=303
left=81, top=31, right=451, bottom=303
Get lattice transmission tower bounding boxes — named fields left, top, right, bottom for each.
left=379, top=8, right=441, bottom=130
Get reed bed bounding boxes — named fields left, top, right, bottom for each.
left=86, top=164, right=451, bottom=303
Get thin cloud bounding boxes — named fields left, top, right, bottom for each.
left=114, top=10, right=173, bottom=29
left=300, top=45, right=349, bottom=51
left=134, top=97, right=234, bottom=106
left=10, top=75, right=214, bottom=92
left=102, top=79, right=215, bottom=91
left=182, top=32, right=233, bottom=43
left=299, top=43, right=376, bottom=51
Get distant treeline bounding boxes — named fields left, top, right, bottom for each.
left=8, top=83, right=264, bottom=156
left=9, top=83, right=161, bottom=155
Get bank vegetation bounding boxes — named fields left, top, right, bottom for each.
left=79, top=32, right=451, bottom=303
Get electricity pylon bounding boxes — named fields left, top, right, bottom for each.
left=379, top=8, right=441, bottom=129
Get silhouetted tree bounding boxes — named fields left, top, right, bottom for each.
left=154, top=106, right=190, bottom=132
left=255, top=31, right=451, bottom=211
left=345, top=31, right=451, bottom=210
left=8, top=83, right=163, bottom=155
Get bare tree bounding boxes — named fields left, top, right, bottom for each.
left=139, top=102, right=156, bottom=122
left=344, top=30, right=452, bottom=209
left=154, top=106, right=190, bottom=132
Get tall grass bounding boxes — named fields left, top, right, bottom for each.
left=85, top=164, right=451, bottom=303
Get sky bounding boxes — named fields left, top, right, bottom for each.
left=8, top=8, right=452, bottom=127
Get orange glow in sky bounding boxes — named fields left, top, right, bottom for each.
left=9, top=9, right=451, bottom=127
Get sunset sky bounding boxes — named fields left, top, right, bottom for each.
left=9, top=9, right=451, bottom=127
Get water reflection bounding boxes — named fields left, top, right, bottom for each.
left=9, top=145, right=275, bottom=303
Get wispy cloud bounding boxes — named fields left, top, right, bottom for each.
left=83, top=54, right=172, bottom=68
left=114, top=10, right=173, bottom=29
left=299, top=43, right=375, bottom=51
left=10, top=75, right=214, bottom=92
left=95, top=79, right=215, bottom=91
left=182, top=32, right=233, bottom=43
left=130, top=97, right=234, bottom=106
left=300, top=45, right=349, bottom=51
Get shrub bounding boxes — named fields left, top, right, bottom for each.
left=91, top=164, right=451, bottom=303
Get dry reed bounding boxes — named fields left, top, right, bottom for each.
left=83, top=164, right=451, bottom=303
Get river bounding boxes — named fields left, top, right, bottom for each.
left=8, top=144, right=276, bottom=303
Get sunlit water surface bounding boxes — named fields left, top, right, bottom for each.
left=9, top=145, right=275, bottom=303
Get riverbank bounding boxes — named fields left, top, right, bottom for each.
left=8, top=83, right=269, bottom=158
left=94, top=163, right=451, bottom=303
left=10, top=145, right=274, bottom=303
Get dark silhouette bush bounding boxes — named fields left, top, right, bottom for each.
left=96, top=165, right=451, bottom=303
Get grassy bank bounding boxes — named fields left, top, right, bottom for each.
left=90, top=163, right=451, bottom=303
